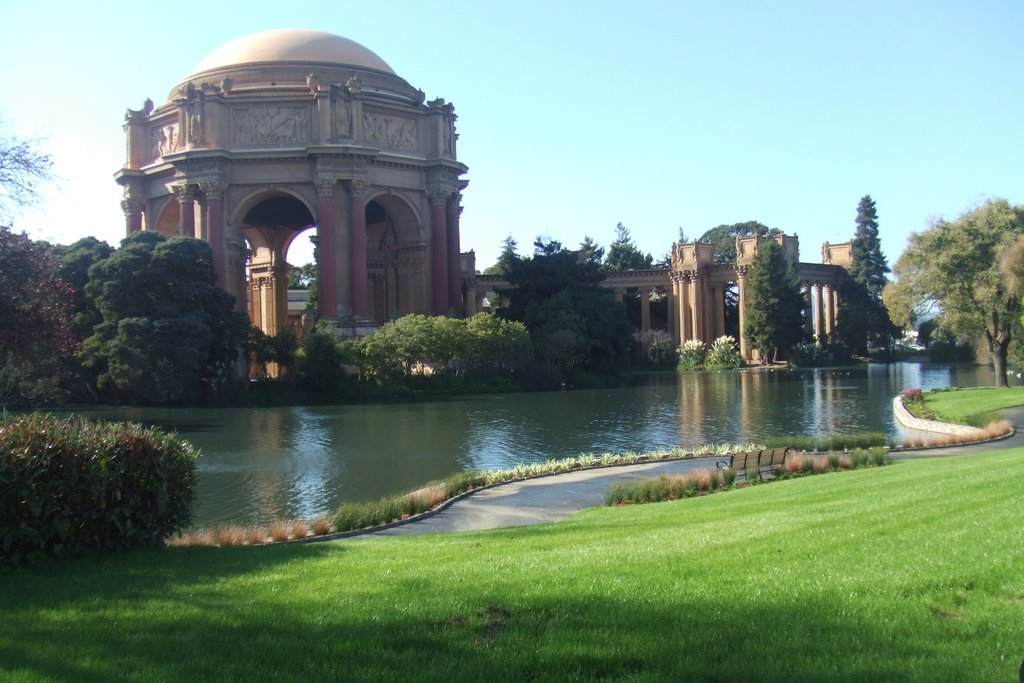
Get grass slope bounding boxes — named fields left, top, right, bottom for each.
left=2, top=449, right=1023, bottom=681
left=926, top=386, right=1024, bottom=425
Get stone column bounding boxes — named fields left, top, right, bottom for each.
left=429, top=190, right=449, bottom=315
left=465, top=282, right=478, bottom=316
left=831, top=286, right=841, bottom=333
left=737, top=268, right=749, bottom=359
left=679, top=274, right=691, bottom=342
left=689, top=274, right=701, bottom=342
left=823, top=282, right=835, bottom=340
left=174, top=185, right=196, bottom=238
left=199, top=181, right=226, bottom=289
left=640, top=287, right=651, bottom=332
left=814, top=282, right=825, bottom=345
left=614, top=288, right=624, bottom=303
left=446, top=194, right=463, bottom=314
left=714, top=285, right=726, bottom=340
left=667, top=286, right=677, bottom=345
left=350, top=180, right=370, bottom=318
left=316, top=178, right=338, bottom=320
left=121, top=197, right=145, bottom=234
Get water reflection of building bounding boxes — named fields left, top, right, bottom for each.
left=479, top=235, right=853, bottom=362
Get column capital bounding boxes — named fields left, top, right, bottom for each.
left=427, top=185, right=454, bottom=206
left=120, top=197, right=145, bottom=216
left=173, top=184, right=196, bottom=204
left=199, top=180, right=226, bottom=201
left=315, top=177, right=337, bottom=197
left=349, top=178, right=372, bottom=199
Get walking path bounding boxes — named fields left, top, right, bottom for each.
left=357, top=407, right=1024, bottom=540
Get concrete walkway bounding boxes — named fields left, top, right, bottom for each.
left=362, top=457, right=720, bottom=538
left=357, top=407, right=1024, bottom=540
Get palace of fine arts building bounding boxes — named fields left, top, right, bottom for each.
left=115, top=28, right=854, bottom=361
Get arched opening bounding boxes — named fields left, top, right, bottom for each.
left=242, top=194, right=314, bottom=338
left=153, top=199, right=181, bottom=237
left=363, top=194, right=426, bottom=324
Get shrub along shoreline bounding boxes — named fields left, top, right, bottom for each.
left=605, top=448, right=890, bottom=506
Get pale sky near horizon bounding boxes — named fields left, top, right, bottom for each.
left=2, top=1, right=1021, bottom=272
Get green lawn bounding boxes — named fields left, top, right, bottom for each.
left=2, top=449, right=1024, bottom=681
left=925, top=386, right=1024, bottom=425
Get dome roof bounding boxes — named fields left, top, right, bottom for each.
left=190, top=29, right=395, bottom=76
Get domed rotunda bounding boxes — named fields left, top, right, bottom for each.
left=116, top=29, right=470, bottom=335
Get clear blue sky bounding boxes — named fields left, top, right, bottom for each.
left=2, top=1, right=1021, bottom=271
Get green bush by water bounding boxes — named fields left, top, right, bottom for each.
left=765, top=432, right=893, bottom=452
left=0, top=414, right=198, bottom=565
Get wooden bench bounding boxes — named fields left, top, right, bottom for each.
left=715, top=447, right=789, bottom=481
left=757, top=447, right=789, bottom=479
left=715, top=450, right=761, bottom=481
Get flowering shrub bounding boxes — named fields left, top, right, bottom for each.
left=900, top=388, right=937, bottom=420
left=900, top=388, right=924, bottom=401
left=677, top=339, right=706, bottom=371
left=706, top=335, right=741, bottom=369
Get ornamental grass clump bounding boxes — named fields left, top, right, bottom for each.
left=705, top=335, right=741, bottom=369
left=677, top=339, right=706, bottom=371
left=0, top=413, right=198, bottom=566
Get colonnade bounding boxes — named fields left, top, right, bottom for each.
left=598, top=271, right=842, bottom=362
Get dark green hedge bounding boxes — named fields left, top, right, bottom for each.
left=1, top=414, right=198, bottom=565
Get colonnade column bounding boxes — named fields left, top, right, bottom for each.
left=678, top=274, right=691, bottom=343
left=737, top=268, right=749, bottom=359
left=429, top=189, right=449, bottom=315
left=714, top=286, right=726, bottom=340
left=121, top=197, right=144, bottom=234
left=446, top=194, right=463, bottom=314
left=813, top=282, right=825, bottom=345
left=199, top=180, right=226, bottom=289
left=640, top=288, right=651, bottom=332
left=349, top=180, right=369, bottom=319
left=316, top=178, right=338, bottom=320
left=689, top=274, right=701, bottom=342
left=667, top=286, right=677, bottom=345
left=175, top=185, right=196, bottom=238
left=831, top=286, right=841, bottom=333
left=823, top=282, right=835, bottom=340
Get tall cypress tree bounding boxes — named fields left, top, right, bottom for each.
left=849, top=195, right=890, bottom=299
left=840, top=195, right=897, bottom=355
left=743, top=239, right=806, bottom=363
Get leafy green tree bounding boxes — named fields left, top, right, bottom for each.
left=482, top=234, right=520, bottom=275
left=0, top=124, right=53, bottom=222
left=697, top=221, right=778, bottom=264
left=288, top=262, right=317, bottom=289
left=296, top=326, right=353, bottom=392
left=578, top=235, right=605, bottom=265
left=603, top=223, right=653, bottom=272
left=285, top=262, right=318, bottom=316
left=743, top=239, right=806, bottom=363
left=501, top=238, right=630, bottom=375
left=0, top=227, right=77, bottom=405
left=884, top=199, right=1024, bottom=386
left=83, top=232, right=249, bottom=403
left=53, top=237, right=114, bottom=340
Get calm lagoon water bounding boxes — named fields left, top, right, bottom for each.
left=76, top=362, right=1015, bottom=528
